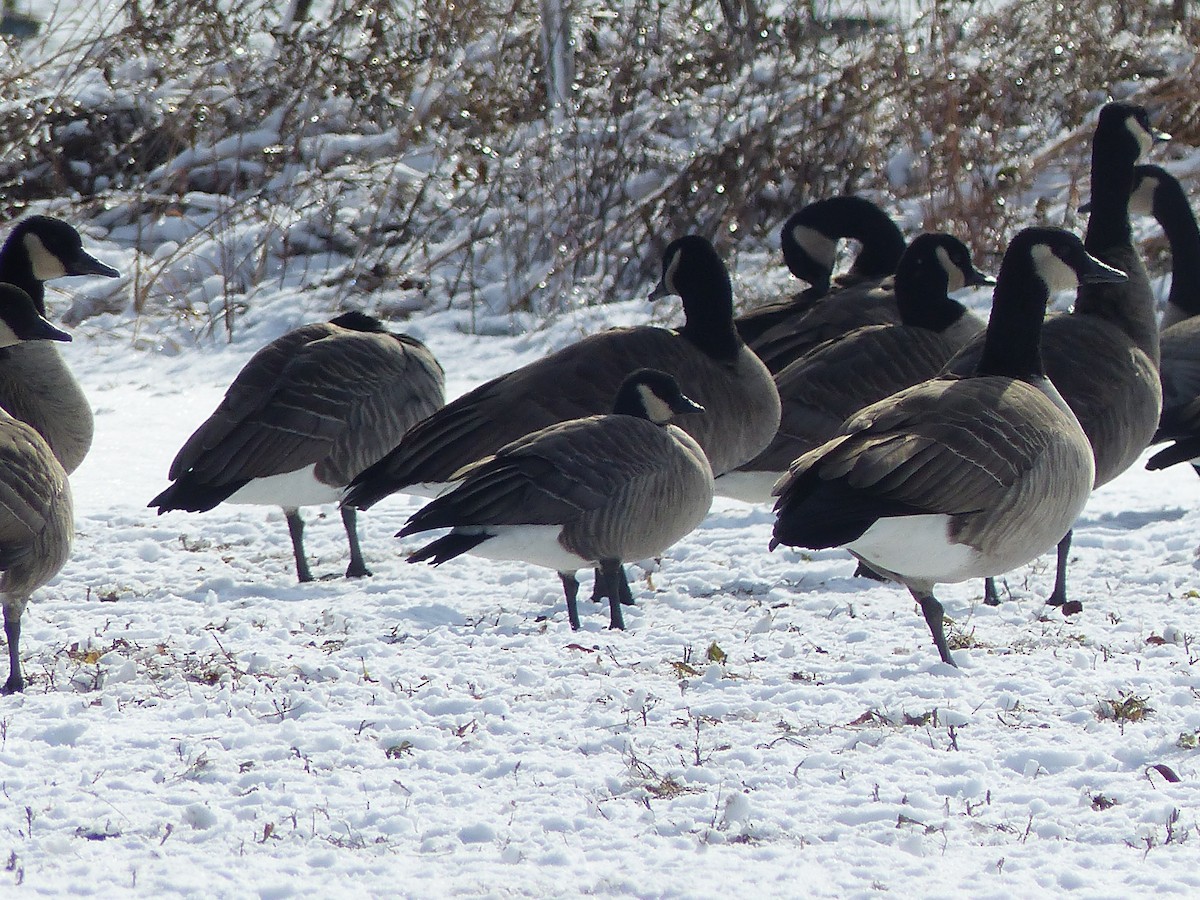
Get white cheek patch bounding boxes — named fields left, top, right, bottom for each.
left=1125, top=115, right=1154, bottom=159
left=791, top=224, right=839, bottom=271
left=0, top=321, right=21, bottom=350
left=662, top=246, right=683, bottom=295
left=1030, top=244, right=1079, bottom=295
left=25, top=234, right=68, bottom=281
left=936, top=245, right=966, bottom=292
left=636, top=384, right=674, bottom=424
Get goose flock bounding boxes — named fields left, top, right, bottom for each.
left=4, top=99, right=1197, bottom=693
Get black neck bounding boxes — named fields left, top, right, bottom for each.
left=974, top=253, right=1046, bottom=379
left=677, top=254, right=742, bottom=361
left=849, top=218, right=907, bottom=279
left=894, top=262, right=965, bottom=332
left=1155, top=178, right=1200, bottom=316
left=1083, top=119, right=1137, bottom=255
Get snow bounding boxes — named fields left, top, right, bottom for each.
left=1, top=272, right=1197, bottom=895
left=3, top=1, right=1200, bottom=896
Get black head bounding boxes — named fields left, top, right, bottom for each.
left=976, top=227, right=1125, bottom=379
left=1005, top=227, right=1127, bottom=293
left=329, top=310, right=387, bottom=333
left=612, top=368, right=704, bottom=423
left=1093, top=102, right=1169, bottom=169
left=648, top=235, right=740, bottom=358
left=5, top=215, right=121, bottom=281
left=893, top=232, right=992, bottom=329
left=779, top=196, right=905, bottom=289
left=0, top=283, right=72, bottom=348
left=897, top=232, right=992, bottom=292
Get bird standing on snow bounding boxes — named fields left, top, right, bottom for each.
left=0, top=284, right=76, bottom=693
left=345, top=235, right=779, bottom=511
left=400, top=369, right=715, bottom=632
left=0, top=216, right=120, bottom=473
left=149, top=312, right=444, bottom=582
left=770, top=228, right=1124, bottom=666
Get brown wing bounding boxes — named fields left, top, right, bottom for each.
left=353, top=324, right=778, bottom=502
left=169, top=327, right=444, bottom=488
left=780, top=377, right=1074, bottom=517
left=747, top=282, right=902, bottom=373
left=743, top=325, right=958, bottom=472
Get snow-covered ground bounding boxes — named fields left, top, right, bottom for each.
left=0, top=268, right=1198, bottom=895
left=2, top=1, right=1199, bottom=896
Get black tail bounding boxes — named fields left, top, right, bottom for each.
left=1147, top=438, right=1200, bottom=471
left=149, top=476, right=248, bottom=514
left=772, top=472, right=924, bottom=551
left=406, top=532, right=490, bottom=565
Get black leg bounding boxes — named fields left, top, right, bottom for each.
left=983, top=577, right=1002, bottom=606
left=341, top=506, right=372, bottom=578
left=910, top=588, right=957, bottom=667
left=560, top=572, right=581, bottom=630
left=589, top=567, right=603, bottom=603
left=284, top=508, right=314, bottom=583
left=3, top=603, right=24, bottom=694
left=1045, top=530, right=1073, bottom=610
left=616, top=566, right=633, bottom=607
left=590, top=564, right=635, bottom=606
left=600, top=560, right=626, bottom=630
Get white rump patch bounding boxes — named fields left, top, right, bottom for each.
left=712, top=470, right=778, bottom=505
left=455, top=525, right=588, bottom=572
left=226, top=465, right=342, bottom=507
left=848, top=514, right=982, bottom=584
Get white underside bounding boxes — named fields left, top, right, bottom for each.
left=226, top=465, right=342, bottom=508
left=451, top=525, right=588, bottom=573
left=712, top=470, right=779, bottom=505
left=847, top=515, right=982, bottom=585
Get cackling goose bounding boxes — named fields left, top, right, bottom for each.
left=735, top=196, right=906, bottom=346
left=0, top=284, right=76, bottom=693
left=401, top=369, right=714, bottom=631
left=771, top=228, right=1123, bottom=666
left=345, top=235, right=780, bottom=510
left=149, top=311, right=445, bottom=583
left=717, top=232, right=991, bottom=504
left=947, top=102, right=1168, bottom=610
left=0, top=216, right=120, bottom=473
left=1133, top=166, right=1200, bottom=474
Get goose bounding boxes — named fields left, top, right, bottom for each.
left=149, top=311, right=444, bottom=583
left=735, top=196, right=906, bottom=346
left=717, top=232, right=992, bottom=504
left=0, top=216, right=121, bottom=474
left=1132, top=166, right=1200, bottom=475
left=947, top=102, right=1168, bottom=609
left=400, top=369, right=714, bottom=631
left=771, top=227, right=1124, bottom=666
left=0, top=284, right=76, bottom=694
left=746, top=228, right=927, bottom=376
left=345, top=235, right=780, bottom=510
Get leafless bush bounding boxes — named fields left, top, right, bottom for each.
left=0, top=0, right=1194, bottom=335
